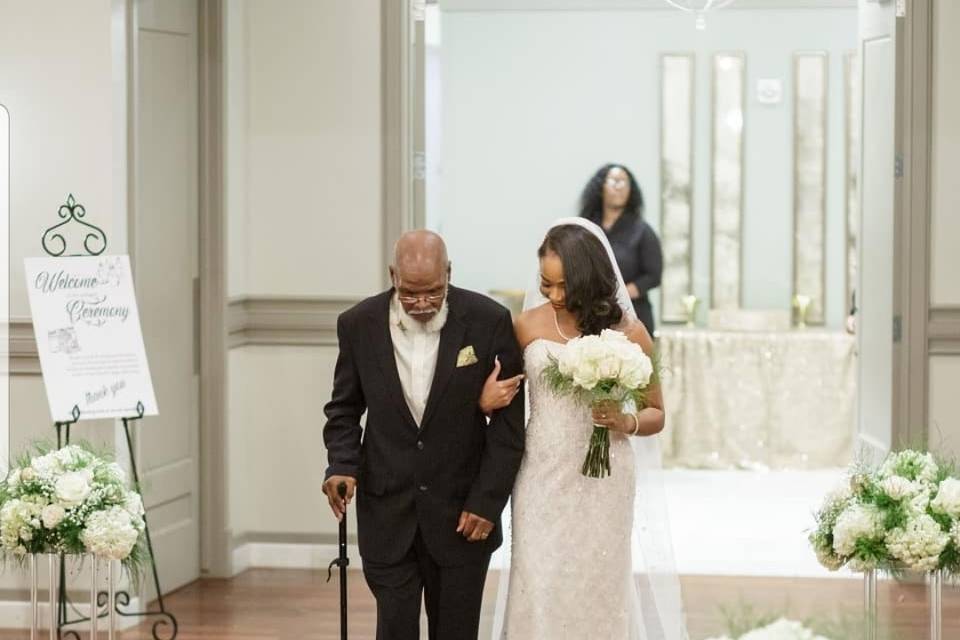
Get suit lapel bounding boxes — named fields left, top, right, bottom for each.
left=370, top=293, right=418, bottom=430
left=419, top=293, right=468, bottom=432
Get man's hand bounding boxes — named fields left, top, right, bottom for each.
left=457, top=511, right=495, bottom=542
left=626, top=283, right=641, bottom=300
left=322, top=475, right=357, bottom=521
left=478, top=356, right=524, bottom=416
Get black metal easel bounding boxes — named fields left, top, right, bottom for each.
left=41, top=195, right=178, bottom=639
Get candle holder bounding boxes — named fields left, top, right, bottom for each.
left=681, top=294, right=699, bottom=328
left=793, top=294, right=812, bottom=329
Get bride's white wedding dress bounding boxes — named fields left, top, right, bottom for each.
left=500, top=337, right=640, bottom=638
left=491, top=216, right=687, bottom=640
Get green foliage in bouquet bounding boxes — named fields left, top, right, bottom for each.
left=0, top=442, right=148, bottom=585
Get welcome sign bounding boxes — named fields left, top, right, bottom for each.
left=25, top=255, right=159, bottom=422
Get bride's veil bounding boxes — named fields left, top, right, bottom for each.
left=488, top=216, right=688, bottom=640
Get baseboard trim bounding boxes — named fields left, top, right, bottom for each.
left=232, top=542, right=362, bottom=576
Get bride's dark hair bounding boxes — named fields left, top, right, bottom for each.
left=538, top=224, right=624, bottom=336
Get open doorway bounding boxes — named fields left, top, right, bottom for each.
left=418, top=0, right=913, bottom=636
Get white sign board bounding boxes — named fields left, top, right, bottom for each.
left=25, top=255, right=158, bottom=422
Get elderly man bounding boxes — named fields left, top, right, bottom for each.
left=322, top=230, right=524, bottom=639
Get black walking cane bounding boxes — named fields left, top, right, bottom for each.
left=327, top=482, right=349, bottom=639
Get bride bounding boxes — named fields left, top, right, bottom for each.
left=490, top=217, right=687, bottom=639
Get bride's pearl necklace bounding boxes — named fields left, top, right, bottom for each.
left=553, top=308, right=581, bottom=342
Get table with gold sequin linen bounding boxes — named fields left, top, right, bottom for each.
left=656, top=328, right=856, bottom=470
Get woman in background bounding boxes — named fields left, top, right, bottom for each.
left=580, top=163, right=663, bottom=336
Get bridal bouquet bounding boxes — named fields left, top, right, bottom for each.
left=810, top=449, right=960, bottom=574
left=542, top=329, right=657, bottom=478
left=0, top=444, right=147, bottom=569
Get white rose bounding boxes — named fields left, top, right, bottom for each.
left=20, top=468, right=36, bottom=483
left=595, top=352, right=622, bottom=381
left=41, top=504, right=66, bottom=529
left=600, top=329, right=630, bottom=345
left=619, top=351, right=653, bottom=390
left=931, top=478, right=960, bottom=518
left=571, top=361, right=600, bottom=390
left=55, top=471, right=92, bottom=508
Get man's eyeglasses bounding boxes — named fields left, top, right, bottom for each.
left=397, top=292, right=446, bottom=305
left=396, top=276, right=448, bottom=305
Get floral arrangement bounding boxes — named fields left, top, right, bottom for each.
left=0, top=444, right=147, bottom=572
left=541, top=329, right=657, bottom=477
left=705, top=618, right=830, bottom=640
left=810, top=449, right=960, bottom=574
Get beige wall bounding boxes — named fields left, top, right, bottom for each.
left=930, top=0, right=960, bottom=307
left=225, top=0, right=383, bottom=544
left=0, top=0, right=121, bottom=594
left=0, top=0, right=118, bottom=318
left=229, top=0, right=383, bottom=299
left=929, top=0, right=960, bottom=459
left=0, top=0, right=120, bottom=451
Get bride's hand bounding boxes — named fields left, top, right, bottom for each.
left=478, top=356, right=524, bottom=416
left=591, top=400, right=633, bottom=434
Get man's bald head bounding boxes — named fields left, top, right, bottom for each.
left=393, top=230, right=448, bottom=273
left=390, top=230, right=451, bottom=322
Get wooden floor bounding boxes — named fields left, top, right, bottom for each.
left=1, top=569, right=956, bottom=639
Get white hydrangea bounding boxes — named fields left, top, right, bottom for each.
left=832, top=503, right=882, bottom=557
left=885, top=514, right=950, bottom=571
left=5, top=468, right=21, bottom=490
left=706, top=619, right=830, bottom=640
left=814, top=544, right=845, bottom=571
left=742, top=618, right=830, bottom=640
left=81, top=506, right=140, bottom=560
left=105, top=462, right=128, bottom=485
left=30, top=452, right=64, bottom=482
left=123, top=492, right=146, bottom=531
left=0, top=499, right=43, bottom=552
left=54, top=444, right=94, bottom=468
left=930, top=478, right=960, bottom=518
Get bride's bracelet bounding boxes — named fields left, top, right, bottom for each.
left=628, top=412, right=640, bottom=436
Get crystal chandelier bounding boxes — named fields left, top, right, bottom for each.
left=663, top=0, right=737, bottom=30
